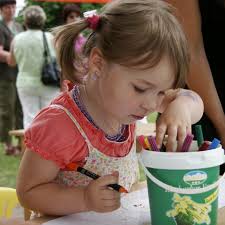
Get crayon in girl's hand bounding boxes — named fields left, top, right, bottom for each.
left=65, top=163, right=128, bottom=193
left=208, top=138, right=220, bottom=150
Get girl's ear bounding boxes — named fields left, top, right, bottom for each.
left=88, top=47, right=105, bottom=77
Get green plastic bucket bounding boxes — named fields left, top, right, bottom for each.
left=139, top=141, right=225, bottom=225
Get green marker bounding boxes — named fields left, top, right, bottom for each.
left=195, top=125, right=204, bottom=147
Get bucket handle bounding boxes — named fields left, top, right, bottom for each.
left=138, top=155, right=225, bottom=195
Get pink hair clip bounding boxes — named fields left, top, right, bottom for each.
left=84, top=10, right=100, bottom=30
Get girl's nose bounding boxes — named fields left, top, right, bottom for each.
left=141, top=97, right=158, bottom=113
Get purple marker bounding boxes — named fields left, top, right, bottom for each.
left=148, top=136, right=159, bottom=152
left=181, top=134, right=194, bottom=152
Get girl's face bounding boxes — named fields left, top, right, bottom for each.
left=96, top=55, right=175, bottom=125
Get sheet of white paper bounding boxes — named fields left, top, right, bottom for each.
left=43, top=176, right=225, bottom=225
left=43, top=188, right=150, bottom=225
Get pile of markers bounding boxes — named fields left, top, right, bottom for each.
left=137, top=125, right=221, bottom=152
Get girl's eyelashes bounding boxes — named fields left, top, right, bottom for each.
left=133, top=84, right=166, bottom=96
left=158, top=91, right=165, bottom=96
left=133, top=85, right=146, bottom=93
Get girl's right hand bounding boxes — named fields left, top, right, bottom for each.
left=83, top=172, right=121, bottom=212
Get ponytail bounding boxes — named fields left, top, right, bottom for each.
left=53, top=19, right=88, bottom=83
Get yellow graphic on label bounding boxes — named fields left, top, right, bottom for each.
left=166, top=194, right=212, bottom=225
left=204, top=189, right=218, bottom=205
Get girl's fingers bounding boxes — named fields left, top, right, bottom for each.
left=96, top=173, right=119, bottom=189
left=102, top=202, right=121, bottom=212
left=186, top=125, right=192, bottom=134
left=155, top=123, right=167, bottom=149
left=101, top=189, right=120, bottom=200
left=165, top=126, right=177, bottom=151
left=177, top=126, right=187, bottom=152
left=102, top=198, right=121, bottom=207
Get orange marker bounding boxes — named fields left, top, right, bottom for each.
left=66, top=163, right=128, bottom=193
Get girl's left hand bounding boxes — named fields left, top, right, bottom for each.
left=155, top=99, right=192, bottom=152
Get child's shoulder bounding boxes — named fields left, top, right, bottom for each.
left=25, top=91, right=80, bottom=143
left=24, top=91, right=87, bottom=168
left=26, top=91, right=80, bottom=131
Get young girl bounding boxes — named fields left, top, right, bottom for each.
left=17, top=0, right=203, bottom=216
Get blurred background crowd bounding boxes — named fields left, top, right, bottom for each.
left=0, top=0, right=98, bottom=155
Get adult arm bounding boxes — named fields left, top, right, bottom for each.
left=0, top=27, right=10, bottom=62
left=166, top=0, right=225, bottom=147
left=0, top=45, right=10, bottom=63
left=7, top=40, right=17, bottom=66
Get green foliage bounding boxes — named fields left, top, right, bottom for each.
left=16, top=1, right=103, bottom=30
left=0, top=144, right=20, bottom=188
left=80, top=3, right=102, bottom=12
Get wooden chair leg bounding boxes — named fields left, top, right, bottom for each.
left=24, top=208, right=31, bottom=221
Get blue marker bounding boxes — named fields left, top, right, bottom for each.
left=208, top=138, right=220, bottom=150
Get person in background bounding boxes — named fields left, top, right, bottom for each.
left=0, top=0, right=23, bottom=155
left=61, top=3, right=87, bottom=90
left=17, top=0, right=203, bottom=216
left=62, top=3, right=86, bottom=53
left=166, top=0, right=225, bottom=173
left=7, top=5, right=59, bottom=129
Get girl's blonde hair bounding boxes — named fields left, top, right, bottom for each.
left=54, top=0, right=189, bottom=87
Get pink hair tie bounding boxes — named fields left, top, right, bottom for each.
left=84, top=10, right=100, bottom=30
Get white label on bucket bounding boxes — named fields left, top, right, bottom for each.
left=183, top=171, right=207, bottom=186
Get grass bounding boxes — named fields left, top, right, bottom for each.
left=0, top=143, right=21, bottom=188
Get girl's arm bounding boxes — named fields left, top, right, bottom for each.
left=156, top=89, right=204, bottom=151
left=165, top=0, right=225, bottom=147
left=17, top=149, right=120, bottom=216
